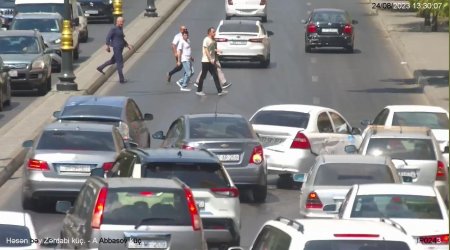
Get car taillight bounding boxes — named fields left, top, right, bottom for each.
left=260, top=0, right=266, bottom=5
left=290, top=132, right=310, bottom=149
left=216, top=38, right=228, bottom=42
left=182, top=144, right=195, bottom=150
left=102, top=162, right=114, bottom=172
left=27, top=159, right=50, bottom=171
left=249, top=144, right=264, bottom=164
left=184, top=187, right=202, bottom=231
left=306, top=191, right=323, bottom=209
left=228, top=0, right=233, bottom=5
left=334, top=234, right=379, bottom=238
left=248, top=38, right=264, bottom=43
left=436, top=161, right=446, bottom=180
left=91, top=187, right=108, bottom=229
left=211, top=187, right=239, bottom=197
left=418, top=234, right=449, bottom=245
left=118, top=121, right=130, bottom=140
left=307, top=23, right=317, bottom=33
left=343, top=24, right=352, bottom=35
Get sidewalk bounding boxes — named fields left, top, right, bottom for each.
left=374, top=9, right=449, bottom=110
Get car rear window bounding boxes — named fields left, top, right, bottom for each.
left=16, top=4, right=65, bottom=17
left=102, top=188, right=191, bottom=226
left=0, top=224, right=32, bottom=247
left=366, top=138, right=436, bottom=160
left=219, top=23, right=259, bottom=33
left=143, top=163, right=230, bottom=189
left=392, top=112, right=449, bottom=129
left=37, top=131, right=115, bottom=151
left=351, top=195, right=443, bottom=219
left=189, top=117, right=254, bottom=139
left=311, top=11, right=348, bottom=23
left=314, top=163, right=395, bottom=186
left=60, top=105, right=122, bottom=119
left=11, top=19, right=60, bottom=32
left=251, top=111, right=309, bottom=128
left=304, top=240, right=410, bottom=250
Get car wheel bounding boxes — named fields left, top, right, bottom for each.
left=4, top=82, right=11, bottom=106
left=0, top=90, right=3, bottom=112
left=305, top=44, right=312, bottom=53
left=46, top=76, right=52, bottom=91
left=345, top=45, right=354, bottom=53
left=277, top=173, right=297, bottom=189
left=260, top=53, right=270, bottom=68
left=252, top=185, right=267, bottom=203
left=147, top=135, right=151, bottom=148
left=80, top=29, right=88, bottom=43
left=225, top=15, right=231, bottom=20
left=22, top=196, right=36, bottom=210
left=38, top=78, right=50, bottom=96
left=262, top=16, right=267, bottom=22
left=73, top=46, right=80, bottom=60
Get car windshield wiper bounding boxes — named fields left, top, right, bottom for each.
left=135, top=217, right=176, bottom=229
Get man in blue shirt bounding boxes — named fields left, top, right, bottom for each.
left=97, top=16, right=133, bottom=83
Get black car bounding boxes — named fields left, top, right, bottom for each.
left=303, top=8, right=357, bottom=53
left=78, top=0, right=113, bottom=23
left=0, top=0, right=15, bottom=28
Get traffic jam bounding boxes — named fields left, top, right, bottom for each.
left=0, top=0, right=449, bottom=249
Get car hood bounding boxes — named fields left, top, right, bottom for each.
left=41, top=32, right=61, bottom=43
left=0, top=54, right=40, bottom=64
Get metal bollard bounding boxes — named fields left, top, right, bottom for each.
left=144, top=0, right=158, bottom=17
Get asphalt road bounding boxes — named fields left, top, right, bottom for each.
left=0, top=0, right=433, bottom=248
left=0, top=0, right=147, bottom=127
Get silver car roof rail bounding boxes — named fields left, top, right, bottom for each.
left=275, top=217, right=304, bottom=233
left=379, top=217, right=407, bottom=235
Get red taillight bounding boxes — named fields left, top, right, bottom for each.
left=248, top=38, right=264, bottom=43
left=228, top=0, right=233, bottom=5
left=418, top=234, right=449, bottom=245
left=306, top=192, right=323, bottom=209
left=211, top=187, right=240, bottom=197
left=343, top=24, right=352, bottom=35
left=216, top=38, right=228, bottom=42
left=182, top=144, right=195, bottom=150
left=290, top=132, right=311, bottom=149
left=334, top=234, right=379, bottom=238
left=184, top=187, right=202, bottom=231
left=27, top=159, right=50, bottom=171
left=102, top=162, right=114, bottom=172
left=91, top=187, right=108, bottom=229
left=249, top=144, right=264, bottom=164
left=260, top=0, right=266, bottom=5
left=436, top=161, right=447, bottom=180
left=307, top=23, right=317, bottom=33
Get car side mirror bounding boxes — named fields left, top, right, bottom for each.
left=228, top=247, right=245, bottom=250
left=402, top=176, right=413, bottom=183
left=443, top=146, right=449, bottom=154
left=351, top=127, right=361, bottom=135
left=22, top=140, right=34, bottom=148
left=152, top=130, right=166, bottom=140
left=345, top=145, right=358, bottom=154
left=90, top=168, right=106, bottom=178
left=352, top=19, right=358, bottom=24
left=360, top=119, right=372, bottom=126
left=293, top=173, right=307, bottom=182
left=72, top=17, right=80, bottom=27
left=53, top=110, right=61, bottom=118
left=323, top=203, right=338, bottom=213
left=55, top=200, right=72, bottom=214
left=144, top=113, right=153, bottom=121
left=267, top=30, right=274, bottom=37
left=301, top=19, right=307, bottom=24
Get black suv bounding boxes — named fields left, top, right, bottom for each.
left=78, top=0, right=113, bottom=23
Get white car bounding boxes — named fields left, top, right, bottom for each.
left=225, top=0, right=267, bottom=22
left=216, top=20, right=271, bottom=67
left=362, top=105, right=449, bottom=166
left=249, top=104, right=362, bottom=177
left=0, top=211, right=40, bottom=249
left=76, top=2, right=89, bottom=43
left=336, top=184, right=449, bottom=250
left=228, top=217, right=419, bottom=250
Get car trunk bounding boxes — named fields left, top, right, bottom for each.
left=235, top=0, right=262, bottom=7
left=392, top=159, right=437, bottom=185
left=193, top=139, right=258, bottom=167
left=312, top=186, right=351, bottom=207
left=192, top=189, right=238, bottom=219
left=316, top=22, right=346, bottom=35
left=218, top=33, right=258, bottom=47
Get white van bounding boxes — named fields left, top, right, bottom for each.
left=14, top=0, right=80, bottom=25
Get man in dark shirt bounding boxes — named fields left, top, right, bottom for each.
left=97, top=16, right=133, bottom=83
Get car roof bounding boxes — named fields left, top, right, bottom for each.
left=367, top=125, right=432, bottom=138
left=0, top=30, right=40, bottom=37
left=318, top=155, right=388, bottom=165
left=103, top=177, right=184, bottom=189
left=312, top=8, right=346, bottom=13
left=63, top=95, right=128, bottom=109
left=185, top=113, right=246, bottom=119
left=385, top=105, right=449, bottom=114
left=134, top=148, right=221, bottom=164
left=13, top=12, right=63, bottom=19
left=355, top=184, right=437, bottom=196
left=256, top=104, right=329, bottom=113
left=44, top=122, right=115, bottom=132
left=0, top=211, right=31, bottom=227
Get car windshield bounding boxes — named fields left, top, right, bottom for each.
left=366, top=138, right=436, bottom=160
left=314, top=163, right=395, bottom=186
left=37, top=130, right=115, bottom=151
left=304, top=240, right=410, bottom=250
left=189, top=117, right=254, bottom=139
left=392, top=112, right=449, bottom=129
left=60, top=105, right=123, bottom=119
left=0, top=36, right=40, bottom=54
left=350, top=194, right=443, bottom=219
left=219, top=23, right=259, bottom=33
left=0, top=224, right=32, bottom=247
left=251, top=111, right=310, bottom=128
left=143, top=163, right=230, bottom=189
left=15, top=4, right=65, bottom=17
left=311, top=11, right=348, bottom=23
left=11, top=19, right=60, bottom=33
left=102, top=188, right=191, bottom=226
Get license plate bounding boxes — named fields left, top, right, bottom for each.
left=59, top=165, right=91, bottom=172
left=128, top=240, right=168, bottom=249
left=8, top=70, right=17, bottom=77
left=230, top=40, right=247, bottom=45
left=85, top=10, right=98, bottom=14
left=196, top=200, right=205, bottom=209
left=217, top=154, right=240, bottom=162
left=398, top=170, right=418, bottom=178
left=322, top=28, right=338, bottom=33
left=260, top=137, right=283, bottom=146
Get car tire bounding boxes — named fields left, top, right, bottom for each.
left=345, top=45, right=354, bottom=53
left=262, top=16, right=267, bottom=22
left=38, top=77, right=51, bottom=96
left=46, top=76, right=52, bottom=92
left=80, top=29, right=88, bottom=43
left=260, top=53, right=270, bottom=68
left=0, top=90, right=3, bottom=112
left=225, top=15, right=231, bottom=20
left=73, top=46, right=80, bottom=60
left=4, top=82, right=11, bottom=106
left=147, top=135, right=151, bottom=148
left=305, top=45, right=312, bottom=53
left=252, top=185, right=267, bottom=203
left=22, top=196, right=37, bottom=210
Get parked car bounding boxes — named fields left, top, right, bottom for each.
left=0, top=56, right=11, bottom=111
left=53, top=95, right=153, bottom=148
left=303, top=8, right=357, bottom=53
left=336, top=184, right=449, bottom=249
left=95, top=148, right=241, bottom=249
left=0, top=211, right=39, bottom=249
left=228, top=217, right=418, bottom=250
left=21, top=122, right=126, bottom=210
left=216, top=20, right=271, bottom=67
left=152, top=113, right=268, bottom=202
left=347, top=126, right=449, bottom=202
left=0, top=0, right=15, bottom=29
left=295, top=154, right=403, bottom=219
left=78, top=0, right=114, bottom=23
left=0, top=30, right=56, bottom=95
left=56, top=177, right=208, bottom=250
left=9, top=12, right=80, bottom=60
left=76, top=2, right=88, bottom=42
left=225, top=0, right=267, bottom=22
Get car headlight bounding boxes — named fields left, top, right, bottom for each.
left=53, top=38, right=61, bottom=44
left=31, top=60, right=45, bottom=70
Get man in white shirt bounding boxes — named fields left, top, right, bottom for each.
left=176, top=31, right=193, bottom=91
left=167, top=25, right=187, bottom=83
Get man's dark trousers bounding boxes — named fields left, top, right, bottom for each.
left=168, top=58, right=183, bottom=77
left=98, top=47, right=125, bottom=82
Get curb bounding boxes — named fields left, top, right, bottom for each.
left=0, top=0, right=185, bottom=188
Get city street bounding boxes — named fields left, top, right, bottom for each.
left=0, top=0, right=435, bottom=248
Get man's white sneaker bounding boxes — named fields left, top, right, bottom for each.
left=180, top=87, right=191, bottom=92
left=218, top=90, right=228, bottom=96
left=194, top=82, right=199, bottom=87
left=196, top=91, right=206, bottom=96
left=176, top=81, right=183, bottom=88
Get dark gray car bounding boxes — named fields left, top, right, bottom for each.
left=152, top=113, right=268, bottom=202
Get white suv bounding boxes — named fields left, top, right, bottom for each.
left=228, top=217, right=418, bottom=250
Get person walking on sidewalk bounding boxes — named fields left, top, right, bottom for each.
left=176, top=30, right=193, bottom=92
left=167, top=25, right=187, bottom=83
left=97, top=16, right=133, bottom=84
left=196, top=27, right=227, bottom=96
